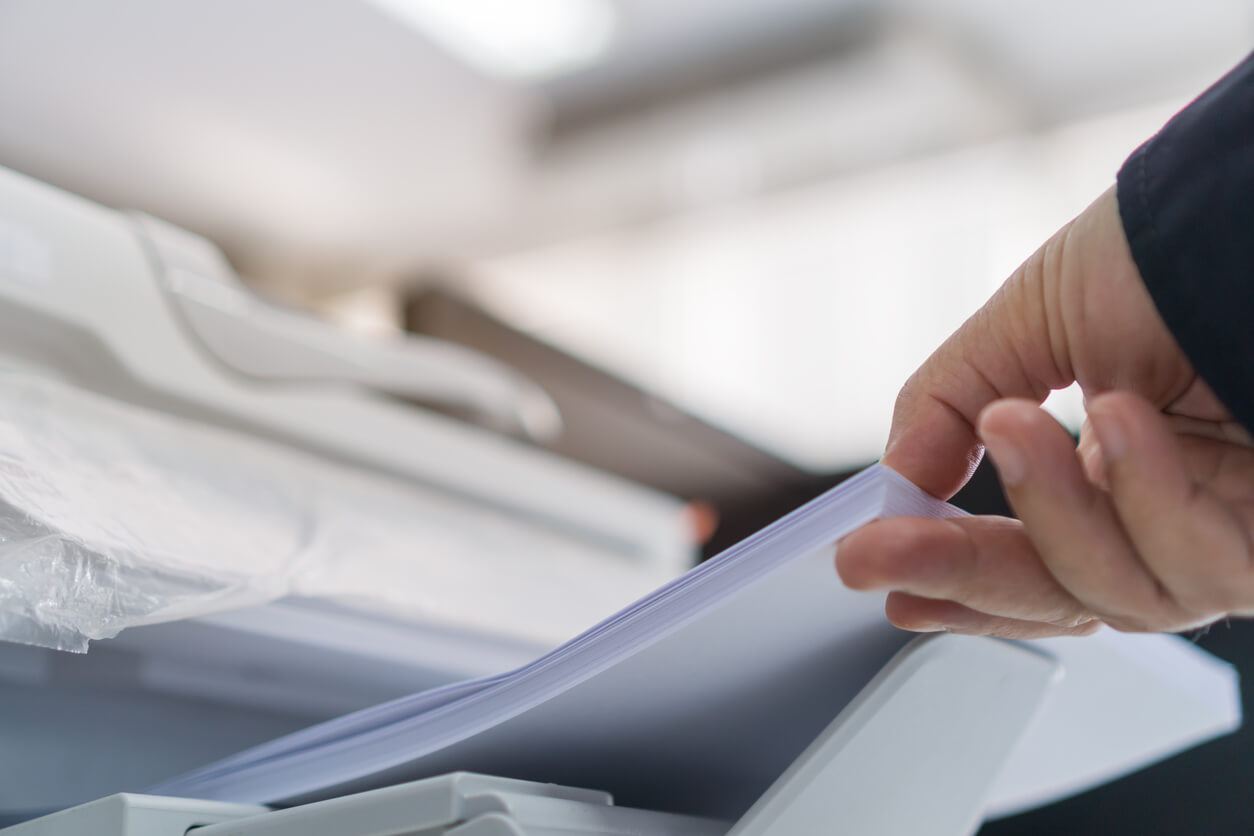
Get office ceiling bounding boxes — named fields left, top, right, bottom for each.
left=0, top=0, right=1249, bottom=292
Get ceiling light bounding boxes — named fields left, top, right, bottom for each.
left=367, top=0, right=616, bottom=81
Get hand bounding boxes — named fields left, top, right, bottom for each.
left=835, top=186, right=1254, bottom=637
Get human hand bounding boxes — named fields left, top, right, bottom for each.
left=835, top=186, right=1254, bottom=637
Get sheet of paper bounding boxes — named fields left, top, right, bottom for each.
left=152, top=466, right=1239, bottom=820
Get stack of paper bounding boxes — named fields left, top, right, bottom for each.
left=152, top=466, right=1239, bottom=820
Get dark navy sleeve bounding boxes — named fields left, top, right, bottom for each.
left=1116, top=51, right=1254, bottom=433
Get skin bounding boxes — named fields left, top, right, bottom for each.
left=835, top=185, right=1254, bottom=638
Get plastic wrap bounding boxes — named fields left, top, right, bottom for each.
left=0, top=369, right=669, bottom=652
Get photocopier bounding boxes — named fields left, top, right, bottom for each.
left=0, top=164, right=1239, bottom=836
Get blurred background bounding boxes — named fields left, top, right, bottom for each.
left=1, top=1, right=1252, bottom=832
left=3, top=0, right=1252, bottom=485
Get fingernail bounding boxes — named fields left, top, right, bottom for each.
left=1089, top=410, right=1127, bottom=461
left=981, top=432, right=1026, bottom=485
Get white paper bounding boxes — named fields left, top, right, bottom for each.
left=151, top=465, right=1239, bottom=820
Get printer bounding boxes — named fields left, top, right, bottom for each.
left=0, top=165, right=1240, bottom=836
left=0, top=163, right=696, bottom=813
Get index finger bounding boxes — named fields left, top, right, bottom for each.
left=883, top=244, right=1070, bottom=497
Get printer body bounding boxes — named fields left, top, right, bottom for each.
left=0, top=164, right=695, bottom=812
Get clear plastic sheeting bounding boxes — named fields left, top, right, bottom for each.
left=0, top=369, right=674, bottom=652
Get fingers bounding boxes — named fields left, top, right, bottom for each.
left=882, top=253, right=1067, bottom=498
left=837, top=515, right=1091, bottom=628
left=883, top=186, right=1186, bottom=503
left=1099, top=410, right=1254, bottom=491
left=1089, top=392, right=1254, bottom=620
left=884, top=593, right=1100, bottom=640
left=979, top=398, right=1198, bottom=631
left=881, top=190, right=1128, bottom=499
left=842, top=396, right=1254, bottom=637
